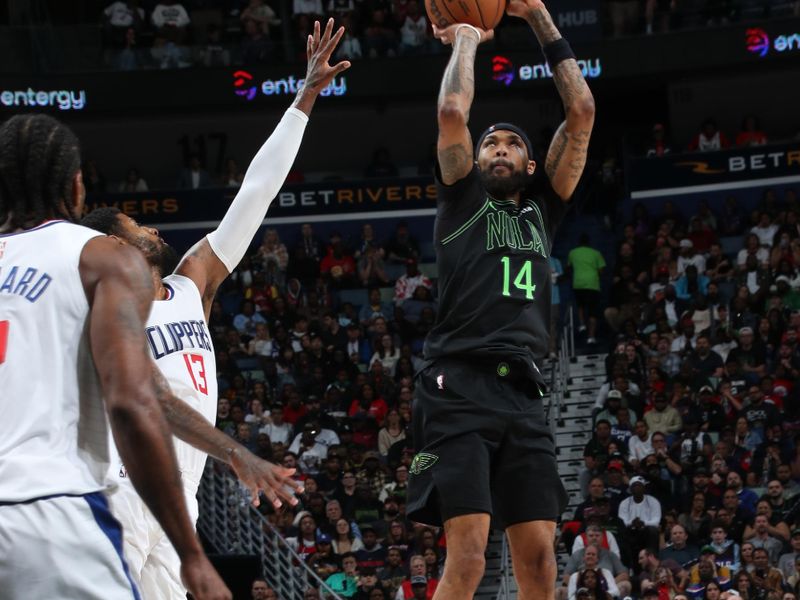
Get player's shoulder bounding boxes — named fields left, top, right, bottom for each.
left=163, top=272, right=203, bottom=299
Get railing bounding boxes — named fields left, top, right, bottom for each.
left=197, top=462, right=344, bottom=600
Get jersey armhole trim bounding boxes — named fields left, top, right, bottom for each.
left=440, top=199, right=492, bottom=246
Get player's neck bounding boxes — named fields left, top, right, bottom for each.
left=153, top=268, right=168, bottom=300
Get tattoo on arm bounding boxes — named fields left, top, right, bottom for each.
left=438, top=33, right=478, bottom=114
left=439, top=143, right=472, bottom=185
left=552, top=60, right=592, bottom=114
left=525, top=8, right=561, bottom=44
left=545, top=123, right=592, bottom=198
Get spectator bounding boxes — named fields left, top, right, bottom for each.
left=385, top=222, right=420, bottom=264
left=398, top=0, right=430, bottom=55
left=566, top=546, right=620, bottom=600
left=562, top=529, right=631, bottom=599
left=394, top=555, right=437, bottom=600
left=688, top=119, right=730, bottom=152
left=749, top=547, right=785, bottom=598
left=751, top=213, right=779, bottom=249
left=260, top=403, right=292, bottom=445
left=241, top=0, right=281, bottom=35
left=335, top=14, right=363, bottom=60
left=332, top=518, right=365, bottom=554
left=378, top=409, right=406, bottom=456
left=745, top=515, right=784, bottom=565
left=678, top=239, right=707, bottom=276
left=177, top=154, right=211, bottom=189
left=645, top=393, right=683, bottom=436
left=287, top=512, right=319, bottom=559
left=321, top=232, right=357, bottom=288
left=325, top=552, right=360, bottom=597
left=240, top=16, right=272, bottom=63
left=660, top=523, right=700, bottom=567
left=736, top=116, right=768, bottom=147
left=618, top=476, right=662, bottom=554
left=118, top=167, right=148, bottom=192
left=738, top=234, right=771, bottom=269
left=359, top=243, right=390, bottom=287
left=251, top=578, right=277, bottom=600
left=710, top=521, right=741, bottom=573
left=393, top=259, right=431, bottom=306
left=198, top=24, right=231, bottom=68
left=568, top=233, right=606, bottom=345
left=355, top=524, right=387, bottom=570
left=778, top=528, right=800, bottom=581
left=363, top=10, right=398, bottom=58
left=646, top=123, right=672, bottom=157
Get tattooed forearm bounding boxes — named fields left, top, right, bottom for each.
left=525, top=7, right=561, bottom=45
left=438, top=32, right=478, bottom=112
left=544, top=128, right=568, bottom=181
left=545, top=122, right=592, bottom=199
left=439, top=143, right=472, bottom=183
left=553, top=60, right=592, bottom=114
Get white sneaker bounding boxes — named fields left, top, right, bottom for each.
left=578, top=325, right=587, bottom=333
left=587, top=337, right=597, bottom=344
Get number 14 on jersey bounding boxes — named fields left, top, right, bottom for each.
left=500, top=257, right=537, bottom=300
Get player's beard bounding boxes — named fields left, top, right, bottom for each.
left=152, top=242, right=180, bottom=276
left=135, top=236, right=180, bottom=276
left=480, top=167, right=530, bottom=200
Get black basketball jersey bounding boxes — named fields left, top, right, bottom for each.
left=423, top=165, right=569, bottom=382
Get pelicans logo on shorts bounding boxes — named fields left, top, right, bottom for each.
left=410, top=452, right=439, bottom=475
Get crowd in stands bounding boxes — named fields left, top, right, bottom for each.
left=208, top=219, right=441, bottom=598
left=95, top=0, right=800, bottom=70
left=644, top=116, right=777, bottom=158
left=562, top=186, right=800, bottom=600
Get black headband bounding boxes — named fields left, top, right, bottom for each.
left=475, top=123, right=533, bottom=159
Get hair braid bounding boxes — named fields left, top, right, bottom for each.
left=0, top=114, right=80, bottom=230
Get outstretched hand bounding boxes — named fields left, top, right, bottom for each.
left=230, top=449, right=303, bottom=509
left=303, top=18, right=351, bottom=94
left=432, top=23, right=494, bottom=46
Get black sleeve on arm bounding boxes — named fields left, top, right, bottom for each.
left=434, top=163, right=486, bottom=243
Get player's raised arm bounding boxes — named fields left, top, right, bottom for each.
left=432, top=23, right=493, bottom=185
left=508, top=0, right=595, bottom=200
left=176, top=18, right=350, bottom=317
left=80, top=237, right=230, bottom=600
left=150, top=366, right=303, bottom=509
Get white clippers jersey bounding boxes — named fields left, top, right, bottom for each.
left=111, top=273, right=217, bottom=495
left=0, top=221, right=108, bottom=502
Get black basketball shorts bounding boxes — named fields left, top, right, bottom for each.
left=406, top=356, right=567, bottom=530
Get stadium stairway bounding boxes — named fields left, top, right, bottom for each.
left=475, top=353, right=606, bottom=600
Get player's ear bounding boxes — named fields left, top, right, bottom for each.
left=527, top=160, right=536, bottom=176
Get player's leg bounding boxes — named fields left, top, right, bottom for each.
left=432, top=513, right=491, bottom=600
left=506, top=520, right=559, bottom=600
left=139, top=483, right=200, bottom=600
left=140, top=534, right=186, bottom=600
left=492, top=377, right=568, bottom=600
left=107, top=483, right=152, bottom=585
left=0, top=493, right=140, bottom=599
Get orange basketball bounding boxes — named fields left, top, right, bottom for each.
left=425, top=0, right=506, bottom=30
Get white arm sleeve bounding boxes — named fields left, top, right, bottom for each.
left=206, top=107, right=309, bottom=272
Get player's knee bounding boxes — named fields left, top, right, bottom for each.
left=446, top=549, right=485, bottom=580
left=516, top=550, right=557, bottom=588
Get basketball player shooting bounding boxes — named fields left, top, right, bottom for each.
left=0, top=115, right=229, bottom=599
left=81, top=18, right=349, bottom=600
left=405, top=2, right=595, bottom=600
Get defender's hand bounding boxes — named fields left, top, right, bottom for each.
left=181, top=554, right=231, bottom=600
left=230, top=449, right=303, bottom=509
left=506, top=0, right=545, bottom=18
left=303, top=18, right=351, bottom=94
left=432, top=23, right=494, bottom=45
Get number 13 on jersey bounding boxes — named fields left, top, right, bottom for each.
left=500, top=257, right=537, bottom=300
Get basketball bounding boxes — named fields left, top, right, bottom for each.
left=425, top=0, right=506, bottom=30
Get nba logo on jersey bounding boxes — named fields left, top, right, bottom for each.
left=437, top=374, right=445, bottom=390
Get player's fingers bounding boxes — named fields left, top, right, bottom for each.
left=330, top=60, right=351, bottom=76
left=249, top=483, right=261, bottom=508
left=262, top=485, right=282, bottom=509
left=320, top=17, right=334, bottom=46
left=307, top=33, right=313, bottom=61
left=321, top=25, right=346, bottom=58
left=484, top=29, right=495, bottom=40
left=313, top=20, right=321, bottom=48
